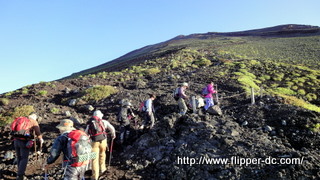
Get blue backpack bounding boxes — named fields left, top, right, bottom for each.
left=201, top=87, right=209, bottom=97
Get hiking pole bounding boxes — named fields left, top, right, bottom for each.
left=44, top=168, right=48, bottom=180
left=134, top=117, right=138, bottom=130
left=33, top=131, right=37, bottom=158
left=37, top=139, right=43, bottom=169
left=108, top=138, right=114, bottom=169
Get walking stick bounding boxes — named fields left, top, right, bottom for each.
left=215, top=84, right=219, bottom=105
left=37, top=140, right=43, bottom=169
left=33, top=131, right=37, bottom=157
left=108, top=138, right=114, bottom=169
left=44, top=168, right=48, bottom=180
left=134, top=117, right=137, bottom=130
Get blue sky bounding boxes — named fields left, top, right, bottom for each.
left=0, top=0, right=319, bottom=94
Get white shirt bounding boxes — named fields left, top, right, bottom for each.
left=102, top=119, right=116, bottom=138
left=145, top=99, right=153, bottom=113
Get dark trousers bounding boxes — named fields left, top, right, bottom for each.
left=14, top=139, right=30, bottom=176
left=120, top=125, right=131, bottom=144
left=63, top=165, right=86, bottom=180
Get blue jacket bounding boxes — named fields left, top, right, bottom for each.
left=47, top=132, right=72, bottom=165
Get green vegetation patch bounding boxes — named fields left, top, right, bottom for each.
left=37, top=90, right=48, bottom=96
left=217, top=36, right=320, bottom=68
left=143, top=68, right=161, bottom=75
left=0, top=98, right=10, bottom=105
left=12, top=105, right=35, bottom=118
left=82, top=85, right=118, bottom=102
left=0, top=105, right=35, bottom=125
left=277, top=94, right=320, bottom=112
left=272, top=87, right=297, bottom=96
left=50, top=107, right=60, bottom=114
left=310, top=123, right=320, bottom=133
left=21, top=88, right=29, bottom=94
left=232, top=67, right=260, bottom=94
left=193, top=57, right=212, bottom=67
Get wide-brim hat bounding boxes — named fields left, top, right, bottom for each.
left=56, top=119, right=76, bottom=131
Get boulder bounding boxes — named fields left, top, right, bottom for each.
left=207, top=105, right=222, bottom=116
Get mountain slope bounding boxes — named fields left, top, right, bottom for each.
left=0, top=24, right=320, bottom=179
left=66, top=24, right=320, bottom=78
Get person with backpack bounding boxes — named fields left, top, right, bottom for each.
left=202, top=82, right=216, bottom=111
left=11, top=113, right=43, bottom=180
left=44, top=119, right=92, bottom=180
left=117, top=101, right=135, bottom=145
left=139, top=94, right=156, bottom=130
left=177, top=82, right=189, bottom=115
left=86, top=110, right=116, bottom=180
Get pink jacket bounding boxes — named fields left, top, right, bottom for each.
left=204, top=84, right=216, bottom=98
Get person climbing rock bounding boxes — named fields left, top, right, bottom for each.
left=85, top=110, right=116, bottom=180
left=140, top=94, right=156, bottom=130
left=11, top=113, right=43, bottom=180
left=202, top=81, right=216, bottom=111
left=178, top=82, right=189, bottom=115
left=117, top=101, right=135, bottom=145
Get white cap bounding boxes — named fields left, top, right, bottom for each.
left=28, top=113, right=38, bottom=121
left=93, top=110, right=104, bottom=119
left=182, top=82, right=189, bottom=87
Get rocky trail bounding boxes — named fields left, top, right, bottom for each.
left=0, top=64, right=320, bottom=180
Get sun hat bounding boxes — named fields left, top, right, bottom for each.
left=56, top=119, right=76, bottom=131
left=93, top=110, right=104, bottom=119
left=182, top=82, right=189, bottom=87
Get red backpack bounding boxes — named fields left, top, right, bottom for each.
left=87, top=116, right=107, bottom=142
left=67, top=130, right=95, bottom=167
left=139, top=101, right=147, bottom=112
left=10, top=117, right=32, bottom=139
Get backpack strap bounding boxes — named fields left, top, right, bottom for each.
left=92, top=116, right=106, bottom=132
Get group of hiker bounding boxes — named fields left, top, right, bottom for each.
left=174, top=81, right=217, bottom=115
left=10, top=82, right=216, bottom=180
left=11, top=110, right=117, bottom=180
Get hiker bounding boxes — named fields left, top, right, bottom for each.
left=11, top=113, right=43, bottom=180
left=117, top=101, right=136, bottom=145
left=44, top=119, right=90, bottom=180
left=203, top=82, right=216, bottom=111
left=140, top=94, right=156, bottom=130
left=178, top=82, right=189, bottom=115
left=86, top=110, right=116, bottom=180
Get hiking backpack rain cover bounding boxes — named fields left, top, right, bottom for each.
left=67, top=130, right=96, bottom=167
left=10, top=117, right=32, bottom=139
left=87, top=116, right=107, bottom=142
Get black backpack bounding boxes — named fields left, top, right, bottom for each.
left=87, top=116, right=107, bottom=142
left=173, top=87, right=180, bottom=101
left=118, top=106, right=128, bottom=122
